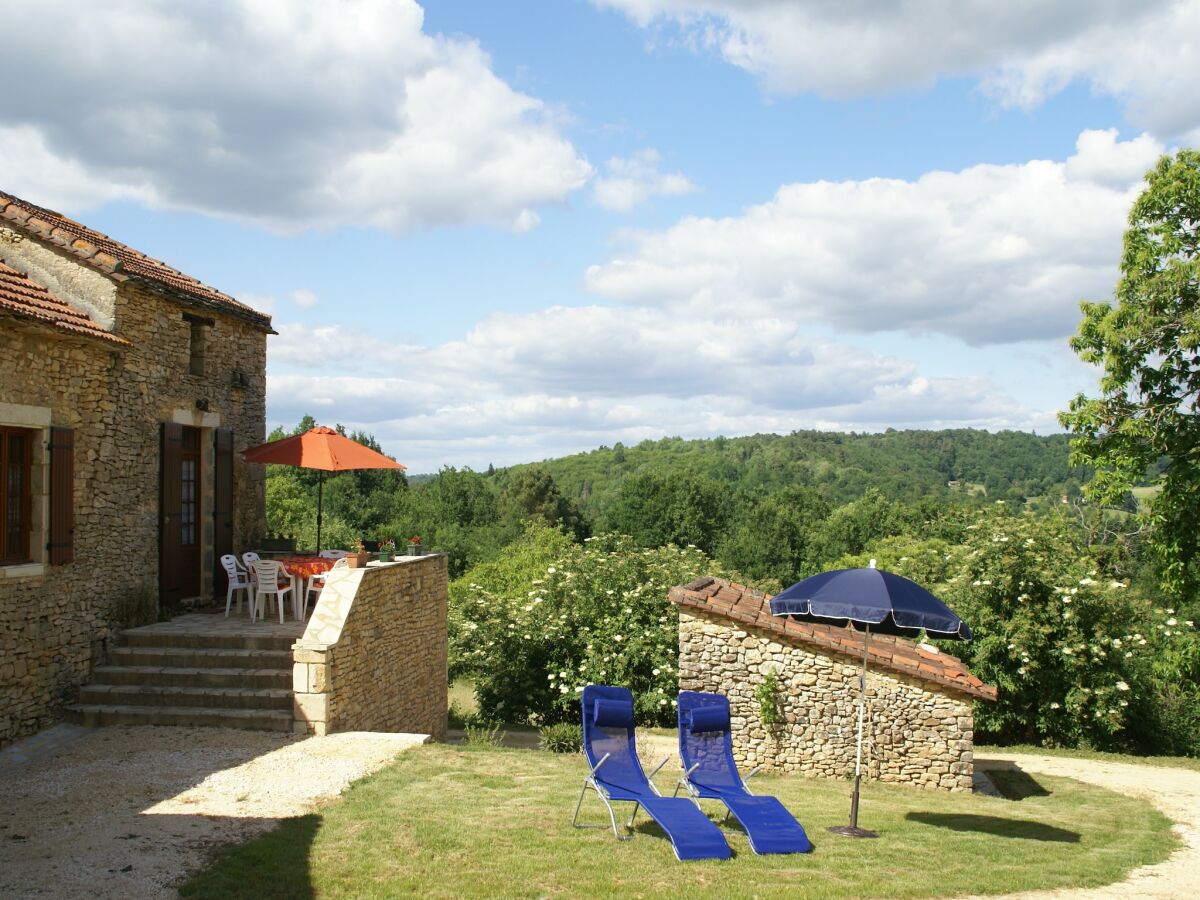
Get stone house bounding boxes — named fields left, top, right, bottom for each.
left=0, top=189, right=273, bottom=748
left=669, top=577, right=997, bottom=792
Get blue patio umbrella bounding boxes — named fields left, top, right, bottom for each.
left=770, top=560, right=971, bottom=838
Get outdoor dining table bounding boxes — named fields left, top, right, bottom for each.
left=275, top=555, right=336, bottom=619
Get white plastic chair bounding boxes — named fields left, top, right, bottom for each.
left=251, top=559, right=293, bottom=624
left=220, top=554, right=253, bottom=618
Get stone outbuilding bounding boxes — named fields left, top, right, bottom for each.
left=669, top=577, right=997, bottom=792
left=0, top=189, right=273, bottom=748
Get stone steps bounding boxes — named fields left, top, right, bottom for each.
left=121, top=631, right=296, bottom=652
left=89, top=664, right=291, bottom=690
left=106, top=646, right=293, bottom=670
left=72, top=704, right=293, bottom=731
left=69, top=618, right=298, bottom=733
left=79, top=683, right=293, bottom=710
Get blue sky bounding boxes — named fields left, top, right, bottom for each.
left=4, top=1, right=1198, bottom=472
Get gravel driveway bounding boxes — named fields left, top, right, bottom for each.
left=0, top=725, right=428, bottom=899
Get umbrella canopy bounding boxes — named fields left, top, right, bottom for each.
left=242, top=426, right=405, bottom=472
left=769, top=564, right=971, bottom=639
left=242, top=426, right=405, bottom=550
left=771, top=561, right=971, bottom=838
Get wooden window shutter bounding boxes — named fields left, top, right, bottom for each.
left=159, top=422, right=184, bottom=605
left=48, top=426, right=74, bottom=564
left=212, top=427, right=235, bottom=598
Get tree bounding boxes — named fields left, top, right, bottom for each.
left=603, top=471, right=731, bottom=554
left=499, top=466, right=585, bottom=539
left=806, top=488, right=917, bottom=569
left=1061, top=149, right=1200, bottom=598
left=717, top=486, right=830, bottom=588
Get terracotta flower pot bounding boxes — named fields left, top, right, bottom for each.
left=346, top=550, right=369, bottom=568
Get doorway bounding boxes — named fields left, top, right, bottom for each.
left=160, top=423, right=202, bottom=604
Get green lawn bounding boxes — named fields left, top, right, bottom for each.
left=181, top=744, right=1177, bottom=899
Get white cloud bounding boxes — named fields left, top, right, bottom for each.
left=289, top=289, right=319, bottom=310
left=0, top=0, right=591, bottom=231
left=592, top=149, right=696, bottom=212
left=585, top=130, right=1162, bottom=345
left=594, top=0, right=1200, bottom=138
left=238, top=292, right=277, bottom=315
left=265, top=303, right=1041, bottom=471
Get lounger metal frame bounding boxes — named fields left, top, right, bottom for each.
left=573, top=752, right=671, bottom=839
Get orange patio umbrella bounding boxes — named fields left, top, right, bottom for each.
left=242, top=426, right=405, bottom=550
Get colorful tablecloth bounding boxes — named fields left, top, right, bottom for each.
left=277, top=555, right=335, bottom=581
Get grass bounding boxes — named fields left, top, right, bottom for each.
left=181, top=744, right=1177, bottom=899
left=979, top=743, right=1200, bottom=772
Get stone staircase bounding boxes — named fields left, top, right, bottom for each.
left=70, top=615, right=299, bottom=732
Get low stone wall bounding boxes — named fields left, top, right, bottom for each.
left=292, top=554, right=448, bottom=739
left=678, top=610, right=975, bottom=792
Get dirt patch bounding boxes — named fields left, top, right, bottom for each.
left=0, top=725, right=427, bottom=899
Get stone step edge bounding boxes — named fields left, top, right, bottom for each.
left=69, top=703, right=293, bottom=725
left=106, top=648, right=294, bottom=669
left=79, top=686, right=292, bottom=710
left=120, top=632, right=299, bottom=651
left=108, top=647, right=293, bottom=658
left=92, top=665, right=292, bottom=678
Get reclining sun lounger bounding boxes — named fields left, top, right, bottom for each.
left=573, top=684, right=731, bottom=861
left=675, top=690, right=812, bottom=854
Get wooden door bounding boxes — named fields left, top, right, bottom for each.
left=212, top=428, right=234, bottom=599
left=160, top=423, right=202, bottom=604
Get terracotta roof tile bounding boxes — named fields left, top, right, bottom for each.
left=0, top=190, right=272, bottom=330
left=668, top=577, right=997, bottom=702
left=0, top=260, right=127, bottom=345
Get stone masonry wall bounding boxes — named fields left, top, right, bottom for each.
left=292, top=554, right=448, bottom=740
left=1, top=236, right=268, bottom=748
left=678, top=610, right=975, bottom=791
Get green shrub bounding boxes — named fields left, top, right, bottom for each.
left=463, top=720, right=507, bottom=747
left=756, top=669, right=782, bottom=727
left=538, top=722, right=582, bottom=753
left=450, top=525, right=748, bottom=727
left=841, top=505, right=1200, bottom=754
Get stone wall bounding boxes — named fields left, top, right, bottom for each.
left=0, top=241, right=268, bottom=748
left=292, top=554, right=448, bottom=740
left=678, top=610, right=975, bottom=791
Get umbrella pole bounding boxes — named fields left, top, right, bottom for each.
left=829, top=624, right=879, bottom=838
left=316, top=471, right=324, bottom=552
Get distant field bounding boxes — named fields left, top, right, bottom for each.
left=1131, top=484, right=1161, bottom=512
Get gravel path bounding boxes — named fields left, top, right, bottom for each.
left=969, top=752, right=1200, bottom=899
left=0, top=725, right=428, bottom=899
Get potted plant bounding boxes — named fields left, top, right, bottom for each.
left=378, top=538, right=395, bottom=562
left=408, top=535, right=422, bottom=556
left=347, top=539, right=369, bottom=568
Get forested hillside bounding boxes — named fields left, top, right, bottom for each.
left=505, top=428, right=1086, bottom=517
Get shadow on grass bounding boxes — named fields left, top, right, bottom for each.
left=979, top=761, right=1052, bottom=801
left=178, top=814, right=321, bottom=899
left=905, top=812, right=1080, bottom=843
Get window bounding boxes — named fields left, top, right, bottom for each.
left=188, top=319, right=207, bottom=376
left=1, top=425, right=33, bottom=563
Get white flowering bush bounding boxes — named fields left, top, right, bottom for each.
left=450, top=526, right=738, bottom=726
left=842, top=506, right=1199, bottom=752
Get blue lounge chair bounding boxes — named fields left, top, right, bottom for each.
left=574, top=685, right=732, bottom=861
left=676, top=691, right=812, bottom=854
